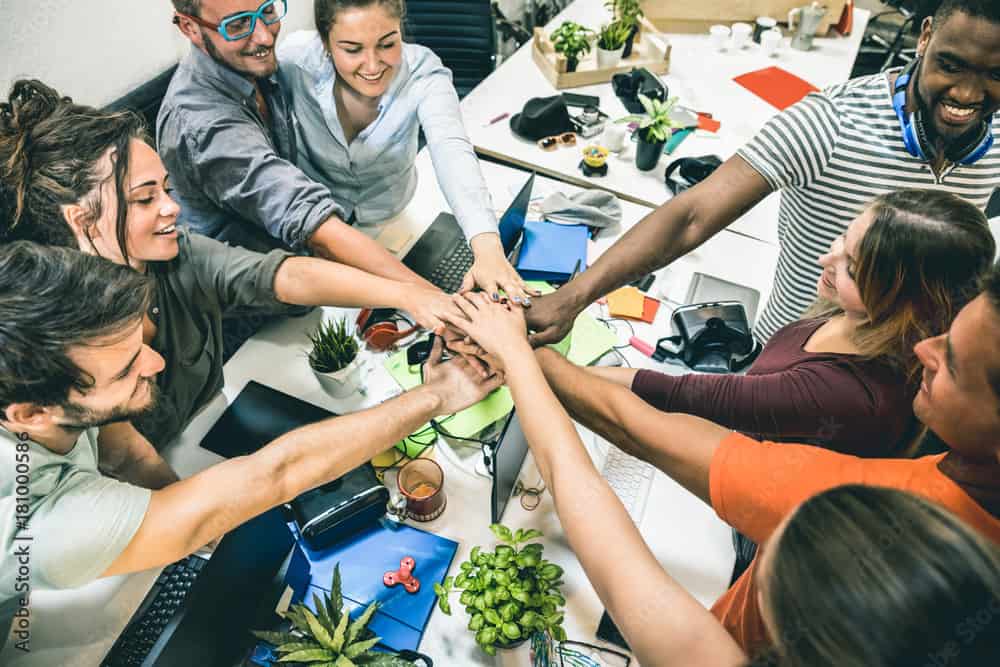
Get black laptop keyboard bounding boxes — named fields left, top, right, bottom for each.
left=102, top=554, right=208, bottom=667
left=427, top=242, right=475, bottom=293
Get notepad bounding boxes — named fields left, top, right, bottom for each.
left=607, top=286, right=646, bottom=319
left=733, top=66, right=819, bottom=110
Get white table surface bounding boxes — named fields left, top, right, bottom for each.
left=461, top=0, right=870, bottom=245
left=2, top=153, right=778, bottom=667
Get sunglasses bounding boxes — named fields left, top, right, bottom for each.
left=537, top=132, right=577, bottom=151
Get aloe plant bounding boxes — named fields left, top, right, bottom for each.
left=253, top=564, right=416, bottom=667
left=597, top=20, right=632, bottom=51
left=308, top=317, right=360, bottom=374
left=617, top=94, right=681, bottom=143
left=434, top=524, right=567, bottom=656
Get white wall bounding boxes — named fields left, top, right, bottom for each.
left=0, top=0, right=317, bottom=107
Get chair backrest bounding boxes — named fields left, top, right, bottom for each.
left=404, top=0, right=495, bottom=98
left=104, top=65, right=178, bottom=147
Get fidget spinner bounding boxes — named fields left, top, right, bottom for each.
left=383, top=556, right=420, bottom=593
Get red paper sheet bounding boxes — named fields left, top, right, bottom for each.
left=733, top=66, right=820, bottom=111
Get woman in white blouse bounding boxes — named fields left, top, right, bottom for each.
left=278, top=0, right=533, bottom=303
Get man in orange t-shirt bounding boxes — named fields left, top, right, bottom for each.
left=535, top=261, right=1000, bottom=658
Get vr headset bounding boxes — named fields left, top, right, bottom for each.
left=664, top=155, right=722, bottom=195
left=654, top=302, right=762, bottom=373
left=612, top=67, right=667, bottom=114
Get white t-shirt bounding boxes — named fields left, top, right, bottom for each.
left=0, top=427, right=150, bottom=649
left=739, top=70, right=1000, bottom=341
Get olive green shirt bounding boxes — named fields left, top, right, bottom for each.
left=133, top=230, right=296, bottom=447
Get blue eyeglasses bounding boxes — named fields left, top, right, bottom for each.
left=173, top=0, right=288, bottom=42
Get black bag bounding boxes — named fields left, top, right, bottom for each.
left=654, top=302, right=762, bottom=373
left=289, top=463, right=389, bottom=551
left=611, top=67, right=667, bottom=114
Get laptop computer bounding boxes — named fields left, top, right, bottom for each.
left=483, top=410, right=531, bottom=524
left=101, top=507, right=295, bottom=667
left=403, top=173, right=535, bottom=293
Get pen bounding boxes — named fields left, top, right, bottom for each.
left=484, top=112, right=510, bottom=127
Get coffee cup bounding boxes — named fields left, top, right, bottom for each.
left=761, top=29, right=782, bottom=57
left=731, top=22, right=752, bottom=49
left=709, top=24, right=731, bottom=51
left=753, top=16, right=777, bottom=43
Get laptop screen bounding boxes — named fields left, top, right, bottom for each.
left=498, top=173, right=535, bottom=254
left=491, top=410, right=530, bottom=524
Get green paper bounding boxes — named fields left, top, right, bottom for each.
left=527, top=281, right=619, bottom=366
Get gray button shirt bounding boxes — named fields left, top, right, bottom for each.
left=132, top=230, right=294, bottom=448
left=157, top=46, right=343, bottom=253
left=278, top=32, right=497, bottom=237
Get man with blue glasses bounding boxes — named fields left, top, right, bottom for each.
left=158, top=0, right=433, bottom=285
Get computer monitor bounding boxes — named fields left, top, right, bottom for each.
left=489, top=410, right=530, bottom=524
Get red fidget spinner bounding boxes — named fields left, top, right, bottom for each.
left=383, top=556, right=420, bottom=593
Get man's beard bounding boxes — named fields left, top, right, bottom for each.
left=201, top=28, right=277, bottom=79
left=56, top=380, right=159, bottom=432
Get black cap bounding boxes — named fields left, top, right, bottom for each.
left=509, top=96, right=575, bottom=141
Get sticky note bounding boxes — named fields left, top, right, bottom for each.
left=641, top=296, right=660, bottom=323
left=607, top=286, right=646, bottom=319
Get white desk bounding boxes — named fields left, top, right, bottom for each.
left=461, top=0, right=870, bottom=245
left=1, top=154, right=777, bottom=667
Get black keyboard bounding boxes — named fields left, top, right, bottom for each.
left=102, top=554, right=208, bottom=667
left=427, top=242, right=475, bottom=293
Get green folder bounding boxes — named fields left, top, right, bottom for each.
left=386, top=281, right=620, bottom=445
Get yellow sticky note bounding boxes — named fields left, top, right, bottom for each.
left=607, top=286, right=645, bottom=319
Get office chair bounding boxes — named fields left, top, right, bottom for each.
left=857, top=0, right=941, bottom=73
left=404, top=0, right=496, bottom=98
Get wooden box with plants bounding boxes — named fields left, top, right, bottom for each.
left=531, top=2, right=670, bottom=90
left=433, top=524, right=567, bottom=657
left=308, top=316, right=363, bottom=398
left=253, top=564, right=424, bottom=666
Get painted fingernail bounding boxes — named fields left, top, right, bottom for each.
left=492, top=292, right=500, bottom=301
left=523, top=297, right=532, bottom=307
left=512, top=296, right=522, bottom=305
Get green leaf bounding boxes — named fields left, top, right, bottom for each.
left=521, top=529, right=544, bottom=541
left=494, top=587, right=511, bottom=602
left=358, top=655, right=421, bottom=667
left=511, top=589, right=529, bottom=604
left=343, top=636, right=381, bottom=659
left=545, top=593, right=567, bottom=606
left=483, top=569, right=495, bottom=587
left=251, top=630, right=299, bottom=646
left=347, top=602, right=380, bottom=644
left=482, top=643, right=497, bottom=656
left=519, top=611, right=539, bottom=627
left=437, top=596, right=452, bottom=615
left=433, top=583, right=444, bottom=596
left=493, top=571, right=510, bottom=587
left=484, top=608, right=502, bottom=626
left=284, top=606, right=313, bottom=634
left=329, top=565, right=344, bottom=625
left=334, top=656, right=358, bottom=667
left=495, top=545, right=515, bottom=557
left=277, top=648, right=336, bottom=662
left=459, top=590, right=475, bottom=606
left=455, top=573, right=470, bottom=589
left=474, top=595, right=487, bottom=611
left=304, top=607, right=338, bottom=651
left=469, top=613, right=485, bottom=631
left=502, top=622, right=522, bottom=640
left=275, top=641, right=323, bottom=654
left=460, top=561, right=473, bottom=572
left=331, top=605, right=350, bottom=652
left=470, top=546, right=481, bottom=563
left=484, top=589, right=496, bottom=608
left=500, top=602, right=517, bottom=622
left=514, top=528, right=525, bottom=543
left=540, top=564, right=564, bottom=580
left=482, top=627, right=498, bottom=645
left=552, top=625, right=568, bottom=642
left=545, top=612, right=565, bottom=627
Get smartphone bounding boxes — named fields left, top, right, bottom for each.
left=562, top=92, right=600, bottom=108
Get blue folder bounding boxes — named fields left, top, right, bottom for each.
left=515, top=221, right=589, bottom=283
left=284, top=520, right=458, bottom=652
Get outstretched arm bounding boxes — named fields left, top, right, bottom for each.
left=439, top=295, right=746, bottom=666
left=526, top=157, right=770, bottom=345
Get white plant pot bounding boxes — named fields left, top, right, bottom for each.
left=596, top=45, right=624, bottom=69
left=312, top=356, right=363, bottom=398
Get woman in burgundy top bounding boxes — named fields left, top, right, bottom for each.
left=594, top=189, right=995, bottom=457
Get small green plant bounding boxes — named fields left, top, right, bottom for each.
left=434, top=524, right=567, bottom=656
left=597, top=19, right=632, bottom=51
left=549, top=21, right=596, bottom=70
left=308, top=316, right=359, bottom=374
left=605, top=0, right=643, bottom=27
left=617, top=94, right=680, bottom=143
left=253, top=564, right=417, bottom=666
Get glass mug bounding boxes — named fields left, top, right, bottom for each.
left=398, top=459, right=447, bottom=521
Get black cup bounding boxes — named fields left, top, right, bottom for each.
left=753, top=16, right=777, bottom=43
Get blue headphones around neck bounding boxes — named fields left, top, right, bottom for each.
left=891, top=58, right=994, bottom=165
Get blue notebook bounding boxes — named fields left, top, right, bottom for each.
left=284, top=520, right=458, bottom=652
left=515, top=221, right=589, bottom=283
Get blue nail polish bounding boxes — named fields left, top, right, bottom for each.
left=492, top=292, right=499, bottom=301
left=512, top=296, right=522, bottom=304
left=524, top=297, right=532, bottom=306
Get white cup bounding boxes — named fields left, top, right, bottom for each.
left=709, top=24, right=731, bottom=51
left=602, top=124, right=628, bottom=153
left=731, top=22, right=752, bottom=49
left=760, top=28, right=782, bottom=57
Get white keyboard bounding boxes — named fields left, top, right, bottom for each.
left=585, top=435, right=655, bottom=525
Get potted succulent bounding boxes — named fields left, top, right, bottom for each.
left=617, top=94, right=680, bottom=171
left=549, top=21, right=595, bottom=72
left=308, top=316, right=362, bottom=398
left=434, top=524, right=567, bottom=656
left=253, top=564, right=421, bottom=666
left=606, top=0, right=644, bottom=58
left=596, top=20, right=632, bottom=68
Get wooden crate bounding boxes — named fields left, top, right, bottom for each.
left=532, top=17, right=671, bottom=90
left=640, top=0, right=847, bottom=36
